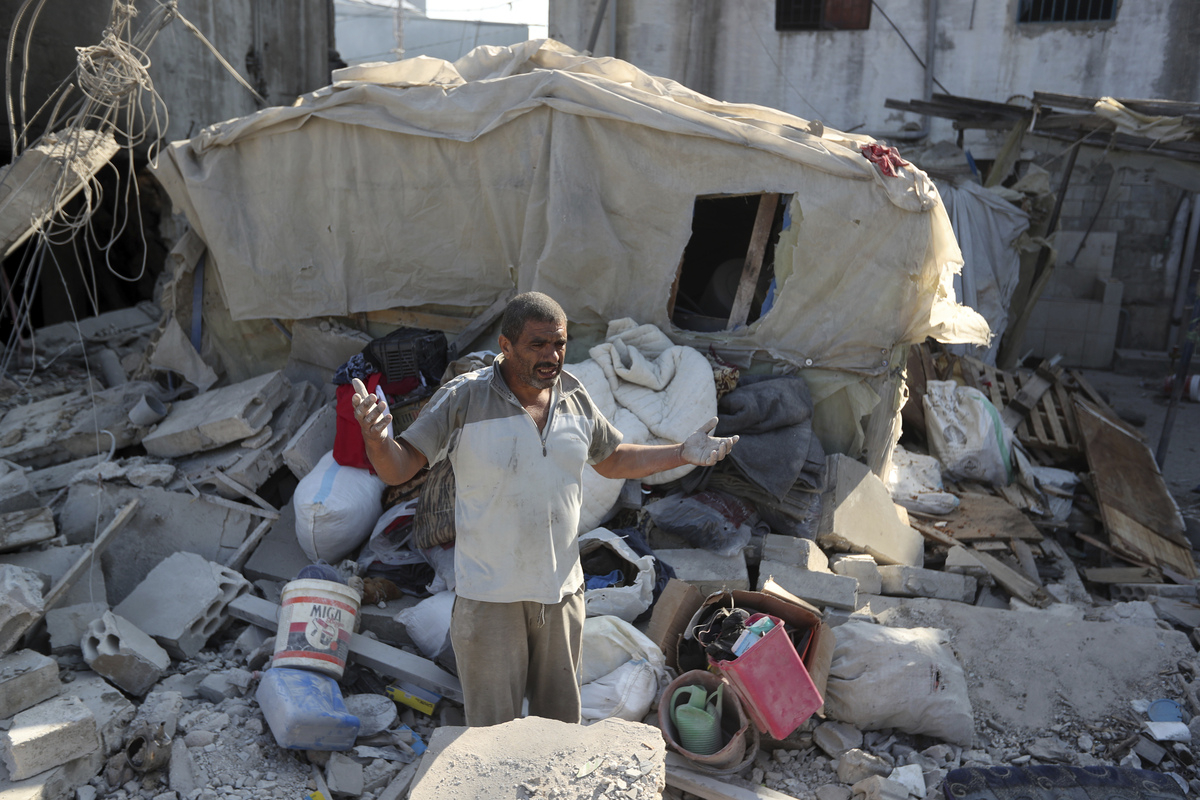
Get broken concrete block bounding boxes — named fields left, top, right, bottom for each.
left=359, top=598, right=420, bottom=648
left=60, top=483, right=254, bottom=604
left=1, top=543, right=106, bottom=609
left=135, top=690, right=185, bottom=739
left=1111, top=584, right=1198, bottom=602
left=654, top=548, right=749, bottom=596
left=0, top=751, right=103, bottom=800
left=762, top=534, right=829, bottom=571
left=81, top=612, right=170, bottom=696
left=34, top=302, right=158, bottom=353
left=114, top=552, right=250, bottom=660
left=283, top=404, right=337, bottom=480
left=818, top=454, right=924, bottom=568
left=878, top=566, right=976, bottom=603
left=142, top=370, right=290, bottom=457
left=0, top=381, right=163, bottom=469
left=410, top=717, right=664, bottom=800
left=242, top=502, right=310, bottom=584
left=830, top=553, right=883, bottom=595
left=852, top=775, right=913, bottom=800
left=813, top=720, right=863, bottom=757
left=175, top=380, right=324, bottom=498
left=283, top=319, right=372, bottom=398
left=67, top=671, right=137, bottom=756
left=0, top=695, right=101, bottom=781
left=45, top=602, right=108, bottom=653
left=943, top=546, right=991, bottom=583
left=839, top=748, right=891, bottom=784
left=889, top=764, right=926, bottom=797
left=0, top=465, right=41, bottom=514
left=759, top=559, right=857, bottom=610
left=0, top=564, right=43, bottom=654
left=168, top=737, right=197, bottom=796
left=817, top=785, right=853, bottom=800
left=0, top=649, right=60, bottom=719
left=326, top=751, right=364, bottom=797
left=0, top=508, right=57, bottom=554
left=197, top=669, right=252, bottom=703
left=24, top=455, right=105, bottom=495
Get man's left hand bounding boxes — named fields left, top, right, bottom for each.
left=680, top=417, right=738, bottom=467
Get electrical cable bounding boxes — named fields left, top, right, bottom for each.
left=870, top=0, right=950, bottom=95
left=733, top=0, right=828, bottom=122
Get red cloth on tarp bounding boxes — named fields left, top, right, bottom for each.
left=860, top=143, right=910, bottom=178
left=334, top=374, right=423, bottom=472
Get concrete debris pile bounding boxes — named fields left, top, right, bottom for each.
left=2, top=303, right=1200, bottom=800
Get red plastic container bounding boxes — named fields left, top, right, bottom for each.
left=710, top=613, right=823, bottom=740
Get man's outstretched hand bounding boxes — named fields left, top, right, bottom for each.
left=680, top=417, right=738, bottom=467
left=351, top=377, right=392, bottom=442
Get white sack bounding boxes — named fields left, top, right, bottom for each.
left=580, top=615, right=667, bottom=724
left=394, top=590, right=456, bottom=661
left=579, top=528, right=655, bottom=622
left=886, top=445, right=960, bottom=516
left=923, top=381, right=1012, bottom=486
left=824, top=622, right=974, bottom=746
left=569, top=320, right=717, bottom=530
left=293, top=450, right=386, bottom=562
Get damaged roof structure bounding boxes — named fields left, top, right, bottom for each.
left=2, top=27, right=1200, bottom=800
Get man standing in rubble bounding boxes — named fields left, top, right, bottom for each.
left=352, top=291, right=737, bottom=727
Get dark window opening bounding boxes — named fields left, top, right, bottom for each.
left=776, top=0, right=872, bottom=31
left=669, top=193, right=791, bottom=333
left=1018, top=0, right=1116, bottom=23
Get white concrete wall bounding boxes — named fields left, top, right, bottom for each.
left=550, top=0, right=1200, bottom=146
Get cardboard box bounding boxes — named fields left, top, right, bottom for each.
left=646, top=578, right=705, bottom=670
left=682, top=578, right=835, bottom=706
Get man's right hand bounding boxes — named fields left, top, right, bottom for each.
left=351, top=377, right=392, bottom=442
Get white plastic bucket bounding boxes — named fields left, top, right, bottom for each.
left=273, top=579, right=362, bottom=680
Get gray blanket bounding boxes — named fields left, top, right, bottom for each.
left=715, top=375, right=825, bottom=501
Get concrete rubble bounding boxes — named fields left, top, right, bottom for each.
left=1, top=298, right=1199, bottom=800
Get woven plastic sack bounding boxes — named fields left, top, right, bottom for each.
left=580, top=615, right=667, bottom=724
left=410, top=459, right=456, bottom=550
left=579, top=528, right=655, bottom=622
left=294, top=450, right=385, bottom=562
left=923, top=380, right=1012, bottom=486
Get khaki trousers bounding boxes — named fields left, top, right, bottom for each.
left=449, top=587, right=585, bottom=727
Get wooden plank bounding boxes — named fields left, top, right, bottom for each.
left=726, top=193, right=780, bottom=330
left=936, top=493, right=1043, bottom=542
left=1074, top=397, right=1196, bottom=578
left=227, top=594, right=463, bottom=702
left=448, top=289, right=515, bottom=359
left=224, top=517, right=274, bottom=573
left=665, top=756, right=801, bottom=800
left=1001, top=368, right=1055, bottom=429
left=1040, top=390, right=1068, bottom=449
left=968, top=546, right=1051, bottom=607
left=1084, top=567, right=1164, bottom=584
left=364, top=308, right=472, bottom=335
left=909, top=518, right=961, bottom=548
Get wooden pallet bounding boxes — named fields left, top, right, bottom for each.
left=957, top=357, right=1081, bottom=458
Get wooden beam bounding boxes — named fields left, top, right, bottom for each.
left=364, top=308, right=473, bottom=335
left=968, top=546, right=1051, bottom=607
left=726, top=193, right=780, bottom=330
left=448, top=289, right=515, bottom=359
left=665, top=755, right=801, bottom=800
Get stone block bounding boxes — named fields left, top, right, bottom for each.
left=80, top=612, right=170, bottom=697
left=0, top=466, right=41, bottom=515
left=283, top=319, right=372, bottom=398
left=0, top=749, right=104, bottom=800
left=818, top=455, right=923, bottom=567
left=0, top=564, right=43, bottom=654
left=0, top=695, right=100, bottom=781
left=943, top=546, right=990, bottom=583
left=410, top=717, right=663, bottom=800
left=0, top=545, right=106, bottom=609
left=114, top=552, right=250, bottom=660
left=142, top=371, right=290, bottom=458
left=168, top=737, right=196, bottom=796
left=758, top=559, right=857, bottom=610
left=878, top=566, right=976, bottom=603
left=830, top=554, right=882, bottom=595
left=654, top=549, right=749, bottom=596
left=45, top=602, right=108, bottom=653
left=813, top=720, right=863, bottom=757
left=35, top=303, right=158, bottom=352
left=762, top=534, right=829, bottom=572
left=66, top=671, right=137, bottom=756
left=24, top=455, right=105, bottom=495
left=283, top=404, right=337, bottom=480
left=359, top=598, right=420, bottom=648
left=0, top=650, right=60, bottom=719
left=242, top=501, right=310, bottom=584
left=175, top=380, right=324, bottom=498
left=59, top=483, right=253, bottom=605
left=0, top=508, right=54, bottom=554
left=889, top=764, right=927, bottom=797
left=852, top=776, right=912, bottom=800
left=326, top=752, right=364, bottom=797
left=838, top=748, right=890, bottom=784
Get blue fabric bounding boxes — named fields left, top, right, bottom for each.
left=585, top=570, right=622, bottom=590
left=332, top=353, right=377, bottom=385
left=610, top=526, right=676, bottom=623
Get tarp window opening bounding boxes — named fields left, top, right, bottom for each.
left=669, top=193, right=791, bottom=334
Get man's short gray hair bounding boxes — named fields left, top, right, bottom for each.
left=500, top=292, right=567, bottom=342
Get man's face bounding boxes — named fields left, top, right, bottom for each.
left=499, top=318, right=568, bottom=392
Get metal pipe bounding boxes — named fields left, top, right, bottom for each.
left=1169, top=192, right=1200, bottom=348
left=1163, top=194, right=1192, bottom=301
left=1156, top=287, right=1199, bottom=468
left=867, top=0, right=937, bottom=144
left=585, top=0, right=611, bottom=55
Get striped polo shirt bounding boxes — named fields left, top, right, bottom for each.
left=400, top=355, right=623, bottom=604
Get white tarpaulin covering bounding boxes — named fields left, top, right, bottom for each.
left=151, top=40, right=988, bottom=375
